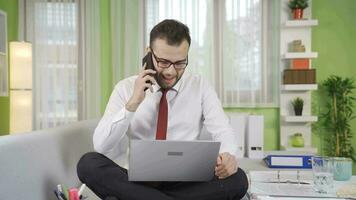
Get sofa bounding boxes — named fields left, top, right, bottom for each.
left=0, top=119, right=101, bottom=200
left=0, top=119, right=256, bottom=200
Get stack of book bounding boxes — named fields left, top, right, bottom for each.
left=289, top=40, right=309, bottom=70
left=290, top=40, right=306, bottom=52
left=284, top=39, right=316, bottom=84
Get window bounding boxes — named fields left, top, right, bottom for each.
left=31, top=1, right=78, bottom=128
left=25, top=0, right=102, bottom=129
left=145, top=0, right=279, bottom=107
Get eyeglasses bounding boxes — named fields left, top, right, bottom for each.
left=151, top=49, right=188, bottom=69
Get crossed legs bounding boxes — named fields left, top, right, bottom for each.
left=77, top=152, right=248, bottom=200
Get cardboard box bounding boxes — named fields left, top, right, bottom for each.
left=283, top=69, right=316, bottom=84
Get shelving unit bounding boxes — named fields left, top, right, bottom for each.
left=279, top=0, right=318, bottom=153
left=284, top=19, right=318, bottom=27
left=282, top=115, right=318, bottom=123
left=281, top=84, right=318, bottom=91
left=285, top=146, right=318, bottom=153
left=282, top=52, right=318, bottom=59
left=0, top=10, right=8, bottom=96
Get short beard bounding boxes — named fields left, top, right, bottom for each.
left=156, top=72, right=184, bottom=89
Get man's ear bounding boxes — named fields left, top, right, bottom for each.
left=145, top=46, right=151, bottom=53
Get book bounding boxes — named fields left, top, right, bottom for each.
left=263, top=151, right=314, bottom=169
left=290, top=59, right=309, bottom=69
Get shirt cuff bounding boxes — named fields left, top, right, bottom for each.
left=219, top=144, right=238, bottom=158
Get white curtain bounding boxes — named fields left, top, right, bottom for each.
left=23, top=0, right=101, bottom=129
left=78, top=0, right=102, bottom=120
left=110, top=0, right=145, bottom=85
left=25, top=0, right=78, bottom=129
left=145, top=0, right=279, bottom=107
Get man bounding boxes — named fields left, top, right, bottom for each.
left=77, top=19, right=248, bottom=200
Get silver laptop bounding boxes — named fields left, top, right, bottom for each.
left=128, top=140, right=221, bottom=182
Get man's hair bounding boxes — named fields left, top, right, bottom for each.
left=149, top=19, right=191, bottom=48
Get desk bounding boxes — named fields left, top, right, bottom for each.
left=239, top=158, right=269, bottom=172
left=238, top=158, right=356, bottom=199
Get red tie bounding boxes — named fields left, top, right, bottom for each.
left=156, top=89, right=168, bottom=140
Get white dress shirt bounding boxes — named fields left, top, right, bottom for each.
left=93, top=72, right=238, bottom=168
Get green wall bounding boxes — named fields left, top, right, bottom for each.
left=0, top=0, right=18, bottom=136
left=100, top=0, right=112, bottom=112
left=312, top=0, right=356, bottom=174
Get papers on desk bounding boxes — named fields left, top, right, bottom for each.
left=253, top=195, right=349, bottom=200
left=250, top=182, right=341, bottom=199
left=249, top=171, right=342, bottom=199
left=249, top=170, right=313, bottom=183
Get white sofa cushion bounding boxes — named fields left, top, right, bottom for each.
left=0, top=119, right=99, bottom=200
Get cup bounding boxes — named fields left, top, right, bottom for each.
left=312, top=156, right=334, bottom=193
left=333, top=157, right=352, bottom=181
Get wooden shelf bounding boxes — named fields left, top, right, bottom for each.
left=282, top=146, right=318, bottom=154
left=282, top=116, right=318, bottom=123
left=281, top=84, right=318, bottom=91
left=284, top=19, right=319, bottom=27
left=282, top=52, right=318, bottom=59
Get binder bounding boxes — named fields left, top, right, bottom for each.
left=228, top=114, right=247, bottom=158
left=246, top=115, right=264, bottom=159
left=264, top=155, right=312, bottom=169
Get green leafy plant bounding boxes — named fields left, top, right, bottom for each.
left=320, top=75, right=356, bottom=161
left=291, top=97, right=304, bottom=115
left=291, top=97, right=304, bottom=108
left=288, top=0, right=309, bottom=10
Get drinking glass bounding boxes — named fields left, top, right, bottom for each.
left=312, top=156, right=334, bottom=193
left=333, top=157, right=352, bottom=181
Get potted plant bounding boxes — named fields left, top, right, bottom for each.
left=291, top=132, right=304, bottom=147
left=320, top=75, right=356, bottom=180
left=288, top=0, right=309, bottom=20
left=291, top=97, right=304, bottom=116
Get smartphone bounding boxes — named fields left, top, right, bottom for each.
left=142, top=52, right=156, bottom=90
left=142, top=52, right=155, bottom=71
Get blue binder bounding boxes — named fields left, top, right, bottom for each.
left=264, top=155, right=312, bottom=169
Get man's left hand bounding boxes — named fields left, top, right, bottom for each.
left=215, top=152, right=238, bottom=179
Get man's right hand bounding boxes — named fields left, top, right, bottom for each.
left=125, top=65, right=156, bottom=112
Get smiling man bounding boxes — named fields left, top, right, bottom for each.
left=77, top=19, right=248, bottom=200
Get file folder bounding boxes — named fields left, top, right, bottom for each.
left=246, top=115, right=264, bottom=159
left=264, top=155, right=312, bottom=169
left=228, top=114, right=247, bottom=158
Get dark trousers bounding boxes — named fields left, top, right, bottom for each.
left=77, top=152, right=248, bottom=200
